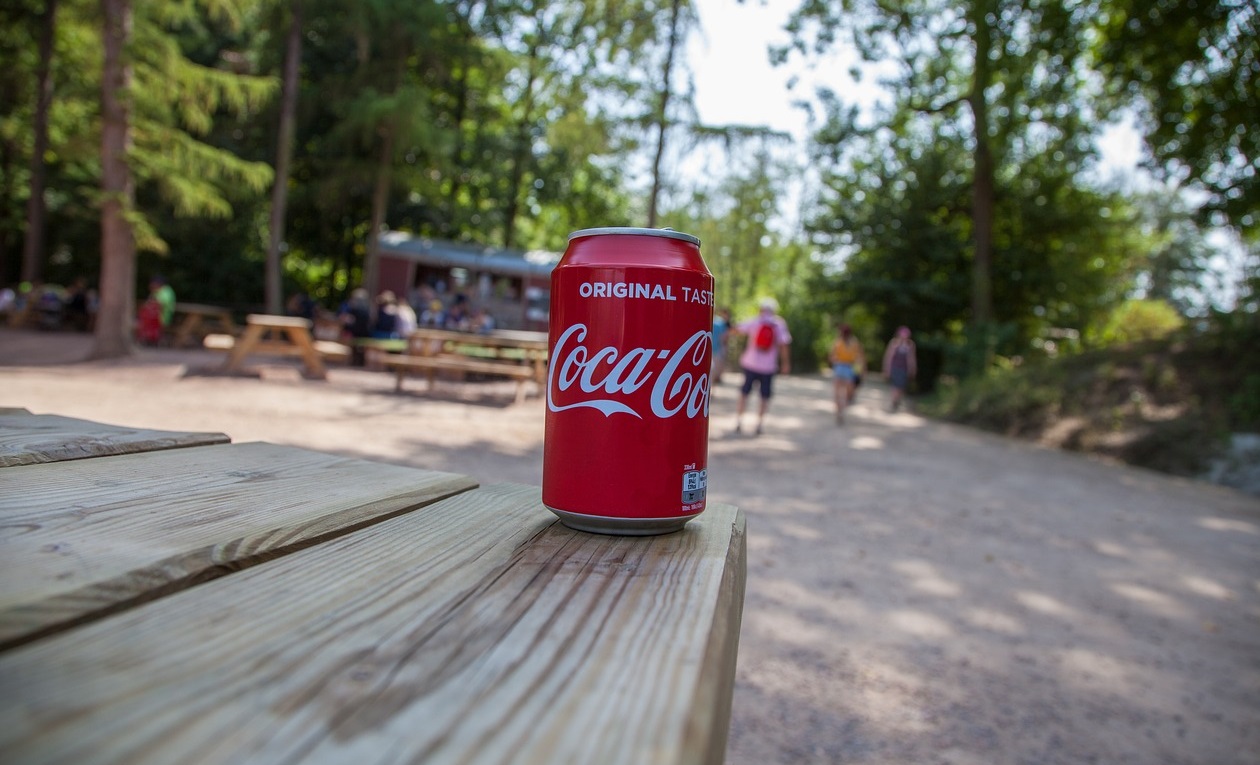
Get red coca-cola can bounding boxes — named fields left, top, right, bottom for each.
left=543, top=227, right=714, bottom=535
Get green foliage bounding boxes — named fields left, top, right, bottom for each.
left=1096, top=0, right=1260, bottom=237
left=1089, top=298, right=1184, bottom=348
left=129, top=1, right=276, bottom=243
left=1230, top=374, right=1260, bottom=431
left=803, top=95, right=1142, bottom=386
left=924, top=318, right=1260, bottom=475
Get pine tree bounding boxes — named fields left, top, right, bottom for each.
left=92, top=0, right=276, bottom=357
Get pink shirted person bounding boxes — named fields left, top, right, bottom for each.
left=732, top=297, right=792, bottom=435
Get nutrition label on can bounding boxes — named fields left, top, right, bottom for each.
left=681, top=468, right=707, bottom=504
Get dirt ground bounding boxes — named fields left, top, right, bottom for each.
left=4, top=327, right=1259, bottom=765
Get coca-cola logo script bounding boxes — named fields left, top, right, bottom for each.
left=547, top=323, right=711, bottom=419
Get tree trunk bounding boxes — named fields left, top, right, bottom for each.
left=968, top=0, right=995, bottom=329
left=363, top=123, right=395, bottom=296
left=646, top=0, right=683, bottom=228
left=21, top=0, right=57, bottom=286
left=265, top=0, right=303, bottom=314
left=503, top=42, right=540, bottom=249
left=444, top=1, right=482, bottom=239
left=444, top=65, right=470, bottom=240
left=92, top=0, right=135, bottom=359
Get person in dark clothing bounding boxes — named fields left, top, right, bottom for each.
left=882, top=326, right=918, bottom=412
left=339, top=288, right=372, bottom=365
left=371, top=290, right=401, bottom=338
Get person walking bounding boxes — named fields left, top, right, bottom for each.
left=828, top=323, right=865, bottom=424
left=711, top=307, right=732, bottom=384
left=733, top=298, right=792, bottom=436
left=882, top=325, right=917, bottom=412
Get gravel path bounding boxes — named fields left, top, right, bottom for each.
left=4, top=328, right=1258, bottom=764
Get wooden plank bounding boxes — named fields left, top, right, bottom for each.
left=204, top=337, right=347, bottom=360
left=245, top=313, right=312, bottom=329
left=386, top=354, right=535, bottom=402
left=312, top=339, right=351, bottom=361
left=0, top=442, right=477, bottom=649
left=202, top=333, right=236, bottom=351
left=0, top=487, right=746, bottom=765
left=385, top=354, right=536, bottom=379
left=171, top=304, right=237, bottom=348
left=0, top=411, right=230, bottom=468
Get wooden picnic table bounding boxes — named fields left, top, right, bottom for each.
left=0, top=412, right=746, bottom=765
left=170, top=302, right=237, bottom=348
left=385, top=327, right=550, bottom=403
left=206, top=313, right=350, bottom=379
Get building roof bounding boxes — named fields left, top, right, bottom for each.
left=378, top=231, right=559, bottom=279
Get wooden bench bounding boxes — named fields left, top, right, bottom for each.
left=383, top=328, right=548, bottom=404
left=351, top=337, right=409, bottom=369
left=171, top=303, right=237, bottom=348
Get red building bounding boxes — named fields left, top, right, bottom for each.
left=376, top=231, right=558, bottom=331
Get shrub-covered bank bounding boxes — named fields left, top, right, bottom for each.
left=921, top=316, right=1260, bottom=491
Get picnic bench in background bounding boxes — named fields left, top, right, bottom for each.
left=0, top=411, right=747, bottom=765
left=383, top=327, right=549, bottom=403
left=170, top=302, right=237, bottom=348
left=203, top=313, right=350, bottom=379
left=352, top=336, right=409, bottom=369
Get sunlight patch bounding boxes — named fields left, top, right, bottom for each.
left=849, top=435, right=885, bottom=450
left=888, top=609, right=954, bottom=638
left=1111, top=583, right=1189, bottom=618
left=1180, top=575, right=1233, bottom=600
left=1113, top=584, right=1189, bottom=620
left=780, top=522, right=824, bottom=541
left=963, top=607, right=1025, bottom=635
left=1058, top=648, right=1137, bottom=694
left=892, top=559, right=962, bottom=597
left=1091, top=540, right=1131, bottom=558
left=1015, top=591, right=1077, bottom=618
left=1197, top=517, right=1259, bottom=535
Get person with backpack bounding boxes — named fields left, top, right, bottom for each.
left=732, top=297, right=792, bottom=436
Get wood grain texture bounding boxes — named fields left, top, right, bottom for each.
left=0, top=442, right=477, bottom=649
left=0, top=411, right=230, bottom=467
left=0, top=486, right=746, bottom=765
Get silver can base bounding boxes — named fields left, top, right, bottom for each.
left=546, top=506, right=701, bottom=536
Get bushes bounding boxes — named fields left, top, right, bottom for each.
left=922, top=316, right=1259, bottom=478
left=1089, top=298, right=1184, bottom=347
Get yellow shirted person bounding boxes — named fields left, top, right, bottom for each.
left=828, top=324, right=865, bottom=424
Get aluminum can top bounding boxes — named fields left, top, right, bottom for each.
left=567, top=227, right=701, bottom=246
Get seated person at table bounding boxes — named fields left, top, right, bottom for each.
left=286, top=291, right=317, bottom=321
left=372, top=290, right=401, bottom=338
left=470, top=307, right=496, bottom=334
left=338, top=288, right=372, bottom=365
left=64, top=278, right=96, bottom=332
left=443, top=294, right=471, bottom=331
left=420, top=298, right=445, bottom=327
left=394, top=296, right=417, bottom=337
